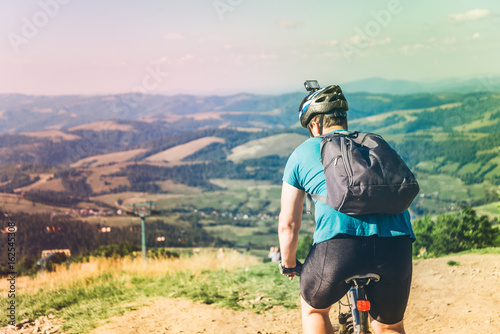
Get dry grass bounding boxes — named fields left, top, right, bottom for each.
left=14, top=174, right=64, bottom=193
left=68, top=121, right=136, bottom=132
left=22, top=130, right=81, bottom=141
left=227, top=133, right=306, bottom=162
left=0, top=193, right=67, bottom=214
left=71, top=148, right=147, bottom=168
left=0, top=249, right=259, bottom=296
left=145, top=137, right=225, bottom=162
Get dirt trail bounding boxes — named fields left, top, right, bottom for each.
left=90, top=253, right=500, bottom=334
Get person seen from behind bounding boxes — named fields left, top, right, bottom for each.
left=278, top=80, right=416, bottom=334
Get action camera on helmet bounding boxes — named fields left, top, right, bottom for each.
left=304, top=80, right=321, bottom=92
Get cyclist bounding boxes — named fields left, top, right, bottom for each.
left=278, top=82, right=415, bottom=334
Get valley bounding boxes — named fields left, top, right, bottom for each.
left=0, top=90, right=499, bottom=265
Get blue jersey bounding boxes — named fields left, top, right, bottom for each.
left=282, top=129, right=415, bottom=244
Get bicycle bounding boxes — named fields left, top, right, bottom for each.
left=335, top=273, right=380, bottom=334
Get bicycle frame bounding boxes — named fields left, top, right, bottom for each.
left=339, top=273, right=380, bottom=334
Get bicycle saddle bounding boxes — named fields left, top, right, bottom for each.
left=345, top=273, right=380, bottom=286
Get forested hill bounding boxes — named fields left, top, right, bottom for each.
left=348, top=92, right=500, bottom=215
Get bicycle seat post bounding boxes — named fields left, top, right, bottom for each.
left=344, top=274, right=380, bottom=334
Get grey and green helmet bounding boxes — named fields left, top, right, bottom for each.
left=298, top=83, right=349, bottom=128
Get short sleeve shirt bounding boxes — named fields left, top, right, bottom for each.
left=282, top=130, right=415, bottom=244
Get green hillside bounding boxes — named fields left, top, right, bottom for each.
left=351, top=93, right=500, bottom=216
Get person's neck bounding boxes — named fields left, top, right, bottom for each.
left=323, top=125, right=347, bottom=133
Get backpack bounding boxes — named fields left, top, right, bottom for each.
left=306, top=131, right=419, bottom=215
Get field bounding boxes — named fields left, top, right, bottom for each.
left=71, top=149, right=147, bottom=168
left=145, top=137, right=225, bottom=162
left=227, top=133, right=307, bottom=162
left=2, top=249, right=500, bottom=333
left=14, top=174, right=63, bottom=193
left=477, top=201, right=500, bottom=219
left=23, top=130, right=81, bottom=142
left=68, top=121, right=136, bottom=132
left=87, top=180, right=293, bottom=249
left=0, top=193, right=69, bottom=214
left=349, top=102, right=462, bottom=135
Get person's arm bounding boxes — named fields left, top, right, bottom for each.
left=278, top=181, right=305, bottom=280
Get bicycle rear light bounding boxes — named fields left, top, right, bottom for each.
left=357, top=300, right=371, bottom=311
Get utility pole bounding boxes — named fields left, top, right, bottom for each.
left=128, top=201, right=158, bottom=268
left=139, top=212, right=147, bottom=267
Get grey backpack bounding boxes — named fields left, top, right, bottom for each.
left=307, top=131, right=419, bottom=215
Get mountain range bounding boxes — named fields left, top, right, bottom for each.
left=3, top=75, right=499, bottom=134
left=341, top=76, right=500, bottom=95
left=0, top=78, right=499, bottom=220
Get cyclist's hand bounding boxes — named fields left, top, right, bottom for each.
left=279, top=260, right=302, bottom=280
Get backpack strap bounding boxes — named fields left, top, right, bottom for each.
left=304, top=131, right=350, bottom=215
left=305, top=193, right=328, bottom=215
left=305, top=193, right=313, bottom=215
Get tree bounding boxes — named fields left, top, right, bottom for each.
left=412, top=206, right=500, bottom=256
left=296, top=234, right=314, bottom=259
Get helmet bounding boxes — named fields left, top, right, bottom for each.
left=298, top=84, right=349, bottom=128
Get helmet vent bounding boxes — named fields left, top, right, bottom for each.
left=316, top=96, right=326, bottom=103
left=329, top=95, right=339, bottom=102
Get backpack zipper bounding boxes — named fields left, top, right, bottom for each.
left=341, top=137, right=353, bottom=185
left=324, top=154, right=342, bottom=171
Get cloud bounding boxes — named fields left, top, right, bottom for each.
left=151, top=57, right=169, bottom=65
left=178, top=54, right=195, bottom=64
left=165, top=32, right=184, bottom=40
left=276, top=20, right=303, bottom=29
left=447, top=9, right=491, bottom=23
left=400, top=43, right=425, bottom=54
left=373, top=37, right=391, bottom=46
left=235, top=53, right=278, bottom=61
left=230, top=52, right=279, bottom=66
left=399, top=35, right=463, bottom=55
left=443, top=36, right=456, bottom=44
left=472, top=32, right=480, bottom=39
left=347, top=35, right=391, bottom=47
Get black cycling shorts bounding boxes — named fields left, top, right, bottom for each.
left=300, top=235, right=413, bottom=324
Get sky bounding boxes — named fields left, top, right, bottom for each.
left=0, top=0, right=499, bottom=96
